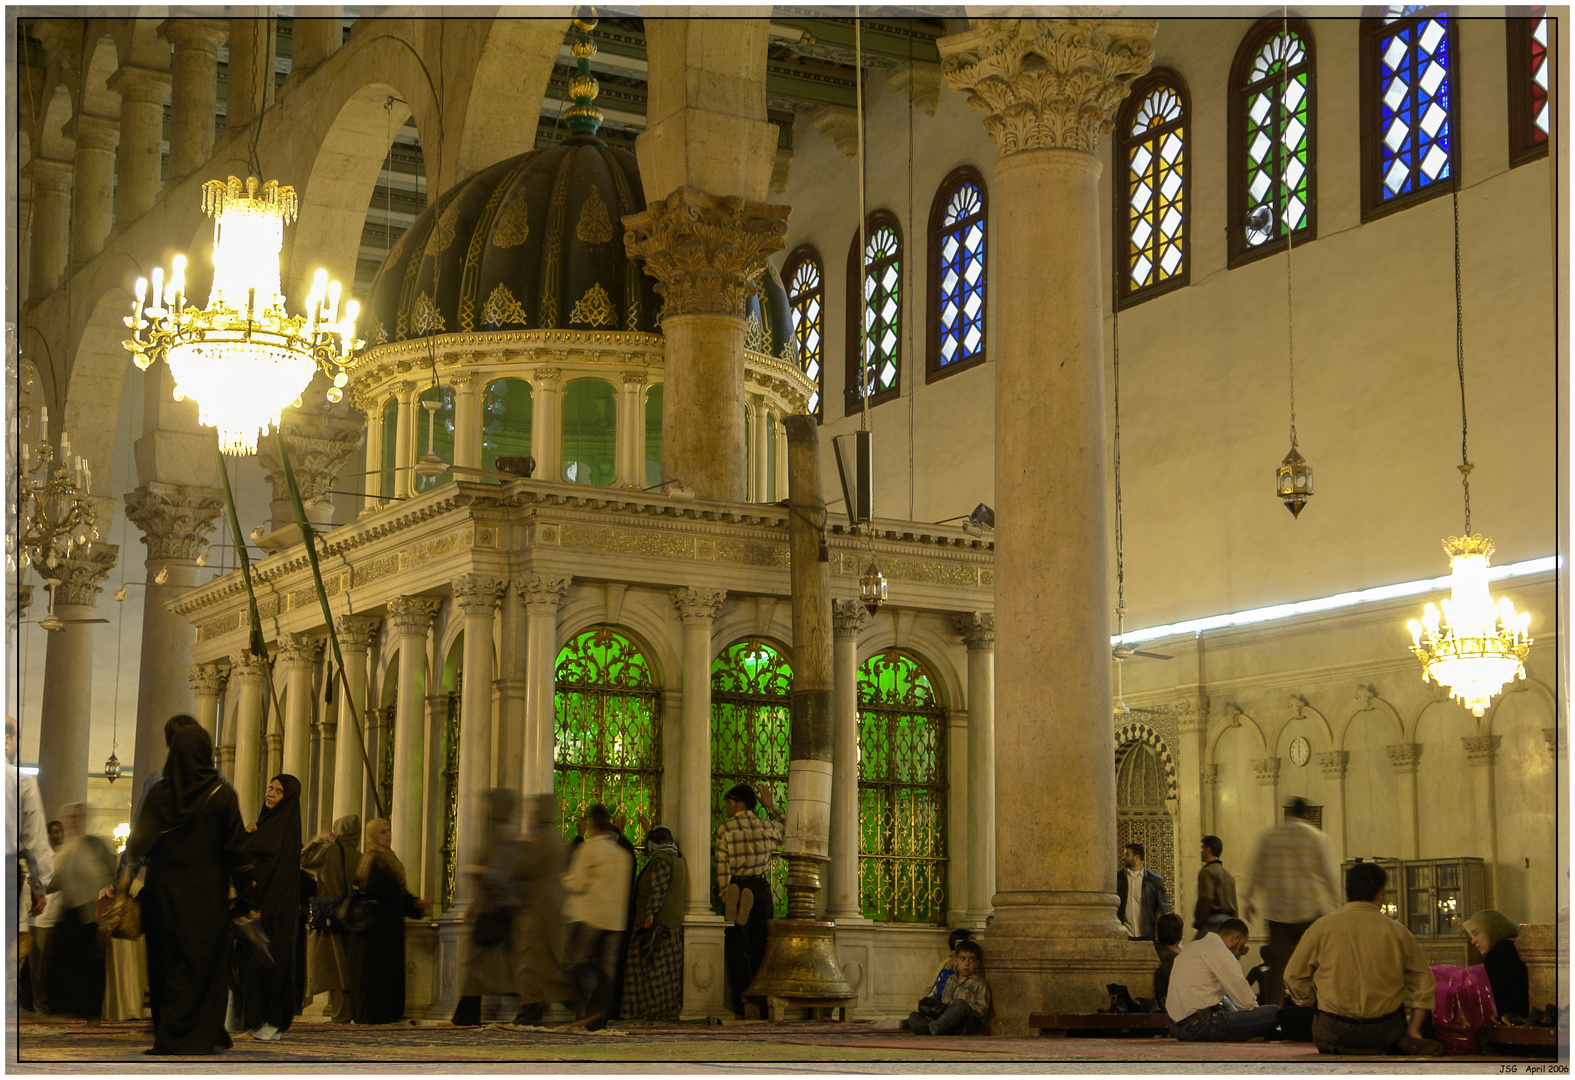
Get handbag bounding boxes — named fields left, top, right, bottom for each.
left=307, top=843, right=347, bottom=931
left=341, top=891, right=379, bottom=934
left=1431, top=963, right=1496, bottom=1054
left=96, top=865, right=143, bottom=942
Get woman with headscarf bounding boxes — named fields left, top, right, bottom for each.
left=1465, top=909, right=1530, bottom=1019
left=301, top=814, right=361, bottom=1023
left=452, top=789, right=521, bottom=1026
left=347, top=817, right=430, bottom=1024
left=504, top=793, right=572, bottom=1027
left=234, top=774, right=302, bottom=1041
left=621, top=826, right=688, bottom=1021
left=42, top=802, right=115, bottom=1019
left=126, top=724, right=260, bottom=1055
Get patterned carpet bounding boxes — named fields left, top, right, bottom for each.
left=10, top=1014, right=1529, bottom=1074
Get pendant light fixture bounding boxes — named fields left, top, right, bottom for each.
left=1271, top=12, right=1313, bottom=516
left=1406, top=184, right=1532, bottom=716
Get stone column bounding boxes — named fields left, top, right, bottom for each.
left=66, top=113, right=118, bottom=265
left=517, top=574, right=569, bottom=794
left=616, top=371, right=648, bottom=488
left=673, top=586, right=726, bottom=915
left=388, top=596, right=438, bottom=868
left=276, top=632, right=319, bottom=783
left=828, top=599, right=868, bottom=922
left=959, top=612, right=996, bottom=925
left=422, top=690, right=447, bottom=900
left=256, top=406, right=365, bottom=533
left=774, top=424, right=789, bottom=506
left=623, top=189, right=788, bottom=502
left=28, top=157, right=72, bottom=301
left=290, top=13, right=342, bottom=70
left=226, top=16, right=276, bottom=132
left=124, top=482, right=224, bottom=795
left=1388, top=743, right=1422, bottom=860
left=362, top=705, right=386, bottom=827
left=393, top=384, right=416, bottom=499
left=229, top=650, right=268, bottom=817
left=452, top=574, right=502, bottom=904
left=36, top=547, right=117, bottom=817
left=315, top=700, right=334, bottom=833
left=1463, top=735, right=1500, bottom=897
left=1253, top=756, right=1282, bottom=824
left=188, top=663, right=227, bottom=739
left=496, top=577, right=529, bottom=790
left=1318, top=751, right=1350, bottom=858
left=528, top=367, right=563, bottom=485
left=160, top=18, right=228, bottom=179
left=938, top=16, right=1157, bottom=1025
left=361, top=397, right=385, bottom=514
left=1199, top=765, right=1219, bottom=846
left=107, top=65, right=173, bottom=227
left=747, top=395, right=770, bottom=502
left=332, top=613, right=379, bottom=824
left=450, top=371, right=481, bottom=473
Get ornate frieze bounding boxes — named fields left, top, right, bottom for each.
left=956, top=611, right=994, bottom=650
left=673, top=586, right=727, bottom=625
left=123, top=482, right=224, bottom=563
left=1462, top=734, right=1501, bottom=765
left=938, top=18, right=1157, bottom=156
left=622, top=187, right=790, bottom=318
left=388, top=595, right=440, bottom=634
left=517, top=573, right=571, bottom=615
left=50, top=546, right=119, bottom=607
left=833, top=599, right=870, bottom=639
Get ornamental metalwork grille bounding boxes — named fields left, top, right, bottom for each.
left=1116, top=741, right=1175, bottom=890
left=845, top=212, right=903, bottom=415
left=481, top=377, right=533, bottom=480
left=1115, top=72, right=1190, bottom=308
left=439, top=689, right=461, bottom=911
left=1228, top=21, right=1316, bottom=266
left=553, top=626, right=662, bottom=847
left=378, top=706, right=395, bottom=814
left=413, top=383, right=456, bottom=494
left=1508, top=11, right=1550, bottom=167
left=710, top=639, right=791, bottom=918
left=1361, top=8, right=1457, bottom=219
left=927, top=168, right=987, bottom=382
left=857, top=649, right=947, bottom=923
left=784, top=247, right=824, bottom=421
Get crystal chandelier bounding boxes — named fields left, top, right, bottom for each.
left=123, top=176, right=363, bottom=455
left=16, top=405, right=99, bottom=573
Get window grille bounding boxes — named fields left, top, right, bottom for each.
left=710, top=639, right=792, bottom=917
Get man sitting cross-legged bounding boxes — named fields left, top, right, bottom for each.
left=1164, top=918, right=1280, bottom=1042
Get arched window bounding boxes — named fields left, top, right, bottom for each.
left=926, top=167, right=988, bottom=382
left=644, top=383, right=663, bottom=488
left=710, top=639, right=792, bottom=917
left=413, top=383, right=456, bottom=493
left=845, top=212, right=903, bottom=416
left=1115, top=71, right=1190, bottom=309
left=783, top=246, right=824, bottom=421
left=379, top=398, right=398, bottom=505
left=553, top=627, right=662, bottom=842
left=481, top=377, right=532, bottom=482
left=1228, top=20, right=1317, bottom=267
left=1508, top=10, right=1550, bottom=167
left=561, top=378, right=616, bottom=486
left=857, top=649, right=947, bottom=923
left=1360, top=7, right=1459, bottom=220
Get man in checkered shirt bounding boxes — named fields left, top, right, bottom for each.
left=713, top=783, right=784, bottom=1017
left=1241, top=797, right=1342, bottom=1008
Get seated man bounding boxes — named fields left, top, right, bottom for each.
left=901, top=928, right=975, bottom=1031
left=1283, top=861, right=1443, bottom=1056
left=1164, top=918, right=1280, bottom=1042
left=1153, top=912, right=1185, bottom=1010
left=908, top=940, right=990, bottom=1036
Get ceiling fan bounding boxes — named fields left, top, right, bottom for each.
left=30, top=577, right=110, bottom=632
left=1112, top=642, right=1174, bottom=662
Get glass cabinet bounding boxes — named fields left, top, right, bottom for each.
left=1401, top=858, right=1486, bottom=938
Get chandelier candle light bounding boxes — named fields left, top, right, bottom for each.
left=124, top=176, right=363, bottom=456
left=17, top=406, right=99, bottom=573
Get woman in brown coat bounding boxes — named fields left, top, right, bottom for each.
left=301, top=814, right=361, bottom=1023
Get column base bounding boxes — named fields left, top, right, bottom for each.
left=680, top=913, right=728, bottom=1020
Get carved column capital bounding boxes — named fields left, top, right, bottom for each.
left=622, top=370, right=649, bottom=391
left=159, top=17, right=228, bottom=55
left=387, top=595, right=440, bottom=634
left=32, top=156, right=74, bottom=194
left=672, top=586, right=726, bottom=625
left=1252, top=756, right=1281, bottom=784
left=955, top=611, right=995, bottom=651
left=123, top=482, right=225, bottom=563
left=1175, top=694, right=1208, bottom=734
left=1463, top=734, right=1501, bottom=766
left=1318, top=750, right=1350, bottom=778
left=66, top=112, right=120, bottom=153
left=532, top=367, right=563, bottom=391
left=50, top=546, right=119, bottom=607
left=938, top=17, right=1157, bottom=156
left=832, top=599, right=869, bottom=639
left=188, top=662, right=228, bottom=695
left=108, top=63, right=173, bottom=105
left=275, top=631, right=320, bottom=669
left=230, top=651, right=268, bottom=682
left=622, top=187, right=790, bottom=318
left=255, top=411, right=365, bottom=511
left=1200, top=763, right=1219, bottom=787
left=1386, top=742, right=1423, bottom=773
left=452, top=573, right=504, bottom=617
left=334, top=613, right=381, bottom=650
left=517, top=573, right=571, bottom=615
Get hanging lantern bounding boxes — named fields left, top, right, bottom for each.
left=859, top=559, right=887, bottom=616
left=104, top=748, right=121, bottom=784
left=1276, top=440, right=1314, bottom=517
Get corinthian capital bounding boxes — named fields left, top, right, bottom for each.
left=955, top=611, right=994, bottom=650
left=334, top=613, right=381, bottom=651
left=275, top=631, right=320, bottom=669
left=452, top=573, right=505, bottom=616
left=622, top=187, right=790, bottom=318
left=517, top=573, right=572, bottom=615
left=188, top=662, right=228, bottom=696
left=388, top=595, right=440, bottom=634
left=50, top=545, right=119, bottom=607
left=833, top=599, right=869, bottom=639
left=1386, top=742, right=1423, bottom=772
left=673, top=586, right=726, bottom=625
left=1252, top=756, right=1281, bottom=784
left=123, top=482, right=225, bottom=563
left=939, top=18, right=1157, bottom=156
left=256, top=410, right=366, bottom=513
left=230, top=650, right=268, bottom=682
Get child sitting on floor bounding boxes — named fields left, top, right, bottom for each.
left=901, top=928, right=975, bottom=1030
left=907, top=941, right=991, bottom=1036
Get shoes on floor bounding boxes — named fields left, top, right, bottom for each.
left=1397, top=1035, right=1444, bottom=1056
left=909, top=1017, right=931, bottom=1035
left=249, top=1023, right=281, bottom=1042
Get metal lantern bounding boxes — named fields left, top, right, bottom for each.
left=104, top=749, right=121, bottom=784
left=1276, top=440, right=1314, bottom=518
left=859, top=559, right=887, bottom=616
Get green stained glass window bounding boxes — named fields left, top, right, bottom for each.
left=380, top=398, right=397, bottom=504
left=1243, top=32, right=1312, bottom=245
left=857, top=650, right=947, bottom=923
left=710, top=639, right=792, bottom=917
left=644, top=383, right=663, bottom=489
left=413, top=383, right=456, bottom=493
left=562, top=378, right=616, bottom=486
left=481, top=377, right=532, bottom=481
left=784, top=247, right=824, bottom=421
left=845, top=212, right=903, bottom=415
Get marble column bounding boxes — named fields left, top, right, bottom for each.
left=35, top=547, right=117, bottom=818
left=517, top=574, right=569, bottom=795
left=256, top=403, right=365, bottom=533
left=495, top=576, right=528, bottom=790
left=451, top=371, right=481, bottom=473
left=276, top=632, right=318, bottom=784
left=938, top=16, right=1157, bottom=1025
left=616, top=371, right=648, bottom=488
left=674, top=586, right=726, bottom=915
left=226, top=16, right=276, bottom=132
left=393, top=384, right=416, bottom=499
left=828, top=599, right=868, bottom=922
left=315, top=701, right=334, bottom=833
left=229, top=650, right=268, bottom=817
left=528, top=367, right=563, bottom=485
left=452, top=574, right=502, bottom=904
left=124, top=482, right=224, bottom=798
left=66, top=113, right=118, bottom=265
left=360, top=397, right=386, bottom=514
left=28, top=157, right=72, bottom=301
left=959, top=612, right=996, bottom=925
left=332, top=613, right=379, bottom=824
left=388, top=596, right=438, bottom=868
left=160, top=18, right=228, bottom=179
left=623, top=190, right=788, bottom=502
left=188, top=663, right=227, bottom=740
left=107, top=65, right=173, bottom=227
left=1318, top=751, right=1350, bottom=859
left=1463, top=735, right=1500, bottom=896
left=290, top=13, right=342, bottom=70
left=1388, top=742, right=1422, bottom=860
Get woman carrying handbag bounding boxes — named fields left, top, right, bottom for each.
left=301, top=815, right=361, bottom=1023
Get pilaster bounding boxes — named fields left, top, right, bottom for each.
left=957, top=611, right=996, bottom=925
left=1387, top=743, right=1423, bottom=860
left=1318, top=750, right=1350, bottom=857
left=388, top=596, right=439, bottom=869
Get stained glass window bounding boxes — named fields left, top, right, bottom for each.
left=927, top=168, right=987, bottom=382
left=481, top=377, right=532, bottom=483
left=561, top=378, right=616, bottom=486
left=1508, top=11, right=1550, bottom=167
left=553, top=626, right=662, bottom=846
left=710, top=639, right=792, bottom=917
left=784, top=247, right=824, bottom=421
left=857, top=650, right=947, bottom=923
left=1115, top=71, right=1189, bottom=308
left=379, top=398, right=397, bottom=505
left=1362, top=9, right=1457, bottom=219
left=644, top=383, right=663, bottom=488
left=845, top=212, right=903, bottom=415
left=412, top=383, right=456, bottom=493
left=1229, top=21, right=1316, bottom=266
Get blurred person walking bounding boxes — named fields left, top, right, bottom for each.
left=1240, top=797, right=1341, bottom=1008
left=561, top=804, right=632, bottom=1029
left=452, top=789, right=523, bottom=1027
left=42, top=803, right=115, bottom=1020
left=301, top=814, right=361, bottom=1023
left=506, top=793, right=572, bottom=1027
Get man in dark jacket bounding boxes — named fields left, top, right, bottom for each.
left=1116, top=843, right=1172, bottom=950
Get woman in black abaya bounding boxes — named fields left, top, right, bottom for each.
left=126, top=724, right=259, bottom=1055
left=347, top=818, right=430, bottom=1024
left=235, top=773, right=303, bottom=1041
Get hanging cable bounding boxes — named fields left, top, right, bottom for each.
left=1282, top=7, right=1297, bottom=450
left=1113, top=306, right=1124, bottom=630
left=905, top=26, right=916, bottom=520
left=1452, top=181, right=1471, bottom=534
left=855, top=16, right=871, bottom=436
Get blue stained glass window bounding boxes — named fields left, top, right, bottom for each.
left=932, top=177, right=987, bottom=376
left=1377, top=10, right=1453, bottom=200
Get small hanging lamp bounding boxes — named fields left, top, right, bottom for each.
left=1269, top=14, right=1313, bottom=518
left=859, top=557, right=887, bottom=617
left=105, top=741, right=121, bottom=784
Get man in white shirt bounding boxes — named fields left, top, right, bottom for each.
left=1241, top=797, right=1342, bottom=1008
left=1165, top=918, right=1280, bottom=1041
left=561, top=803, right=633, bottom=1029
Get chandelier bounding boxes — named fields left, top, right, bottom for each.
left=123, top=176, right=362, bottom=455
left=16, top=405, right=99, bottom=573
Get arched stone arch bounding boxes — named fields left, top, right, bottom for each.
left=79, top=30, right=121, bottom=119
left=856, top=626, right=964, bottom=713
left=556, top=594, right=679, bottom=693
left=1484, top=676, right=1557, bottom=736
left=709, top=605, right=795, bottom=661
left=32, top=81, right=74, bottom=163
left=449, top=18, right=569, bottom=184
left=61, top=285, right=144, bottom=525
left=1335, top=686, right=1405, bottom=749
left=1205, top=703, right=1267, bottom=763
left=1114, top=720, right=1179, bottom=801
left=1264, top=696, right=1333, bottom=751
left=109, top=15, right=170, bottom=72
